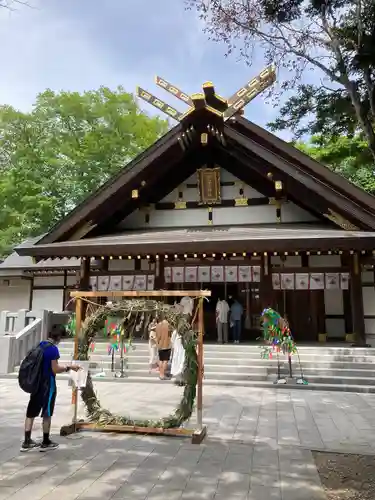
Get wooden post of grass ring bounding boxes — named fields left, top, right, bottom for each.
left=71, top=297, right=82, bottom=426
left=196, top=297, right=204, bottom=430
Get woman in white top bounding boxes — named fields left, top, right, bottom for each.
left=171, top=329, right=185, bottom=384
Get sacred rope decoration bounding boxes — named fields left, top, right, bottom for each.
left=77, top=299, right=198, bottom=428
left=260, top=307, right=308, bottom=385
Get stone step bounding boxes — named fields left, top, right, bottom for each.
left=3, top=371, right=375, bottom=393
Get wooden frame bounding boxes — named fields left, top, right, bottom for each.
left=60, top=289, right=211, bottom=444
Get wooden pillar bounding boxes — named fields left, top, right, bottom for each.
left=260, top=254, right=273, bottom=310
left=349, top=252, right=366, bottom=346
left=155, top=256, right=165, bottom=290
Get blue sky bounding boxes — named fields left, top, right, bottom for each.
left=0, top=0, right=303, bottom=139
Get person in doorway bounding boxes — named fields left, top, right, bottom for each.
left=21, top=324, right=80, bottom=452
left=148, top=319, right=159, bottom=373
left=155, top=316, right=172, bottom=380
left=216, top=298, right=229, bottom=343
left=230, top=298, right=244, bottom=344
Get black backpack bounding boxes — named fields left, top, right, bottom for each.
left=18, top=342, right=51, bottom=394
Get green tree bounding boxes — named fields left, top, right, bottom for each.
left=187, top=0, right=375, bottom=159
left=296, top=134, right=375, bottom=194
left=0, top=87, right=168, bottom=257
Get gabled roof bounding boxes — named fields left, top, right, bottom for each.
left=15, top=112, right=375, bottom=259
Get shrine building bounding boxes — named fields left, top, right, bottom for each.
left=2, top=67, right=375, bottom=345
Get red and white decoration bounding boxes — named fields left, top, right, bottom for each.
left=172, top=267, right=184, bottom=283
left=225, top=266, right=238, bottom=282
left=309, top=273, right=325, bottom=290
left=340, top=272, right=349, bottom=290
left=252, top=266, right=261, bottom=282
left=211, top=266, right=224, bottom=282
left=98, top=276, right=110, bottom=291
left=325, top=273, right=340, bottom=290
left=198, top=266, right=210, bottom=282
left=89, top=276, right=98, bottom=291
left=185, top=266, right=198, bottom=283
left=272, top=273, right=281, bottom=290
left=281, top=273, right=295, bottom=290
left=134, top=275, right=147, bottom=291
left=147, top=275, right=155, bottom=290
left=164, top=267, right=172, bottom=284
left=122, top=276, right=135, bottom=290
left=238, top=266, right=252, bottom=282
left=109, top=276, right=122, bottom=291
left=295, top=273, right=309, bottom=290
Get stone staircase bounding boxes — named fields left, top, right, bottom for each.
left=8, top=340, right=375, bottom=393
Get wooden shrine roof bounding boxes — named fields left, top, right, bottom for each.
left=15, top=225, right=375, bottom=259
left=14, top=107, right=375, bottom=259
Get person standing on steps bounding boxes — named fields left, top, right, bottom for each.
left=20, top=324, right=80, bottom=452
left=155, top=316, right=172, bottom=380
left=230, top=298, right=244, bottom=344
left=216, top=297, right=229, bottom=344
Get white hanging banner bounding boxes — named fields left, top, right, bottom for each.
left=198, top=266, right=210, bottom=282
left=225, top=265, right=238, bottom=282
left=172, top=267, right=184, bottom=283
left=340, top=272, right=350, bottom=290
left=147, top=275, right=155, bottom=290
left=295, top=273, right=309, bottom=290
left=122, top=276, right=135, bottom=290
left=185, top=266, right=198, bottom=283
left=89, top=276, right=98, bottom=291
left=164, top=267, right=172, bottom=284
left=252, top=266, right=261, bottom=282
left=325, top=273, right=340, bottom=290
left=272, top=273, right=281, bottom=290
left=310, top=273, right=324, bottom=290
left=134, top=275, right=147, bottom=291
left=281, top=273, right=295, bottom=290
left=211, top=266, right=224, bottom=282
left=238, top=265, right=252, bottom=282
left=109, top=276, right=122, bottom=291
left=98, top=276, right=110, bottom=291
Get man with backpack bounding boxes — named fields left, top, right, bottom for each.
left=19, top=324, right=80, bottom=452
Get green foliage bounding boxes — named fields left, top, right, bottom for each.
left=79, top=300, right=198, bottom=429
left=0, top=87, right=168, bottom=257
left=188, top=0, right=375, bottom=156
left=296, top=134, right=375, bottom=195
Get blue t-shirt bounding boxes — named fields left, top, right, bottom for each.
left=230, top=302, right=243, bottom=321
left=40, top=341, right=60, bottom=379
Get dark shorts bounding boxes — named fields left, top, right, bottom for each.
left=26, top=377, right=57, bottom=418
left=158, top=349, right=171, bottom=362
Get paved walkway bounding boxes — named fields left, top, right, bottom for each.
left=1, top=380, right=375, bottom=499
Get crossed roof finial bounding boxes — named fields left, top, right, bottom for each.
left=136, top=65, right=276, bottom=122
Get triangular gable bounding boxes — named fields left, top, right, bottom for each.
left=23, top=115, right=375, bottom=255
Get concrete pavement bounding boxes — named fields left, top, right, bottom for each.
left=2, top=379, right=375, bottom=499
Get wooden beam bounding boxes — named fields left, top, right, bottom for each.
left=225, top=127, right=375, bottom=229
left=349, top=253, right=366, bottom=346
left=70, top=290, right=211, bottom=298
left=155, top=76, right=193, bottom=106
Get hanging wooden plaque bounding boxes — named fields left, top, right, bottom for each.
left=197, top=167, right=221, bottom=205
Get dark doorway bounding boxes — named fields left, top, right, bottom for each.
left=275, top=290, right=318, bottom=342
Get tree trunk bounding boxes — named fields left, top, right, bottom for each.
left=346, top=82, right=375, bottom=161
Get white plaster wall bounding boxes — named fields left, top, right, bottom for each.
left=271, top=256, right=302, bottom=267
left=324, top=289, right=345, bottom=338
left=363, top=287, right=375, bottom=316
left=33, top=276, right=64, bottom=287
left=108, top=260, right=135, bottom=271
left=32, top=289, right=64, bottom=312
left=212, top=206, right=278, bottom=225
left=281, top=204, right=317, bottom=223
left=362, top=270, right=374, bottom=283
left=309, top=255, right=341, bottom=267
left=324, top=290, right=344, bottom=315
left=325, top=318, right=345, bottom=338
left=67, top=275, right=79, bottom=286
left=120, top=166, right=319, bottom=229
left=0, top=279, right=31, bottom=312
